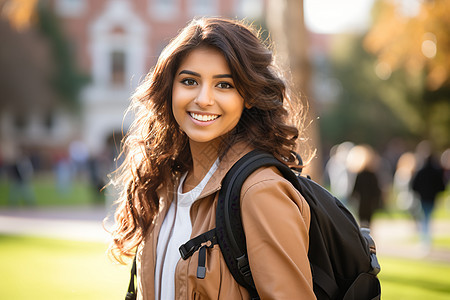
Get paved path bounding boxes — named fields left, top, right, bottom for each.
left=0, top=206, right=113, bottom=243
left=1, top=206, right=450, bottom=263
left=371, top=218, right=450, bottom=262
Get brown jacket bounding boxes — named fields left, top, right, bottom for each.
left=136, top=144, right=315, bottom=299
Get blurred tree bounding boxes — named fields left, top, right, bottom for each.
left=36, top=2, right=88, bottom=107
left=0, top=0, right=38, bottom=30
left=266, top=0, right=322, bottom=180
left=0, top=0, right=55, bottom=112
left=363, top=0, right=450, bottom=150
left=0, top=0, right=87, bottom=109
left=320, top=34, right=417, bottom=151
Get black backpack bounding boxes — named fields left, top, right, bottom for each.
left=180, top=150, right=381, bottom=300
left=127, top=150, right=382, bottom=300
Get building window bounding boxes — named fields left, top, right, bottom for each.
left=111, top=50, right=126, bottom=86
left=236, top=0, right=264, bottom=19
left=189, top=0, right=218, bottom=16
left=56, top=0, right=86, bottom=17
left=150, top=0, right=179, bottom=21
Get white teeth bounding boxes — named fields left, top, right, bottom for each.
left=190, top=113, right=219, bottom=122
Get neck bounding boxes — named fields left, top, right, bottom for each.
left=183, top=139, right=221, bottom=192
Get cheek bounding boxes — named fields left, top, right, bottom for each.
left=230, top=97, right=245, bottom=116
left=171, top=87, right=185, bottom=122
left=224, top=97, right=245, bottom=126
left=171, top=85, right=179, bottom=108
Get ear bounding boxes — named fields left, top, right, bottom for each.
left=244, top=102, right=252, bottom=109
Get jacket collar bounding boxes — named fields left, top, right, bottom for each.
left=198, top=142, right=253, bottom=199
left=155, top=142, right=253, bottom=206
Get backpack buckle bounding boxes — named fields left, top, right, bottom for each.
left=369, top=253, right=381, bottom=275
left=360, top=228, right=381, bottom=275
left=179, top=244, right=196, bottom=260
left=237, top=254, right=252, bottom=277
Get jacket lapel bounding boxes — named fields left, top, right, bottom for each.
left=198, top=143, right=253, bottom=199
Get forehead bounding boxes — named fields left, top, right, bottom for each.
left=177, top=46, right=231, bottom=73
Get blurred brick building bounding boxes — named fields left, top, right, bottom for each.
left=57, top=0, right=265, bottom=157
left=58, top=0, right=267, bottom=158
left=0, top=0, right=266, bottom=170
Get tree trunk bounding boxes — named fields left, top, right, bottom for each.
left=266, top=0, right=323, bottom=181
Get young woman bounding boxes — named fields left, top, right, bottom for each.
left=109, top=17, right=315, bottom=299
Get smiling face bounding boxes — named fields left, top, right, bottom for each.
left=172, top=46, right=245, bottom=148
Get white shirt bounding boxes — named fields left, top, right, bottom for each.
left=154, top=159, right=219, bottom=300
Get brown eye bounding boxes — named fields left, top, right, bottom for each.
left=181, top=78, right=198, bottom=86
left=216, top=82, right=233, bottom=89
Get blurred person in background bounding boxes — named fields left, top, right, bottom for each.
left=69, top=140, right=89, bottom=178
left=87, top=154, right=108, bottom=204
left=411, top=147, right=446, bottom=250
left=441, top=148, right=450, bottom=184
left=393, top=152, right=421, bottom=223
left=54, top=149, right=73, bottom=196
left=6, top=147, right=36, bottom=207
left=324, top=141, right=355, bottom=204
left=348, top=145, right=383, bottom=228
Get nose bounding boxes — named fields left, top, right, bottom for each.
left=194, top=85, right=214, bottom=108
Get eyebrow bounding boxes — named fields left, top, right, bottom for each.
left=178, top=70, right=233, bottom=79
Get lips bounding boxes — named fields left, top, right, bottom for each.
left=189, top=112, right=220, bottom=122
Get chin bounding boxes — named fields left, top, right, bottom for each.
left=188, top=135, right=225, bottom=145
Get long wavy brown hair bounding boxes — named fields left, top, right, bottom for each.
left=108, top=17, right=306, bottom=262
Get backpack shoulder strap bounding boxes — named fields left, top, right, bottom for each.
left=125, top=255, right=137, bottom=300
left=216, top=150, right=298, bottom=299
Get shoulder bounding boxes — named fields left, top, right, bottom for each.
left=240, top=165, right=309, bottom=216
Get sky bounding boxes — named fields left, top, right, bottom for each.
left=304, top=0, right=375, bottom=34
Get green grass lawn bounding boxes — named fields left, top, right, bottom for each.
left=379, top=256, right=450, bottom=300
left=1, top=176, right=449, bottom=299
left=0, top=176, right=104, bottom=207
left=0, top=235, right=130, bottom=300
left=1, top=235, right=450, bottom=300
